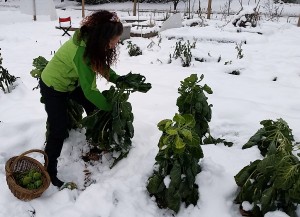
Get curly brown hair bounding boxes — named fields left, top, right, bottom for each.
left=78, top=10, right=123, bottom=80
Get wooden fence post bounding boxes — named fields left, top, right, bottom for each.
left=207, top=0, right=212, bottom=19
left=133, top=0, right=137, bottom=16
left=82, top=0, right=85, bottom=18
left=297, top=15, right=300, bottom=27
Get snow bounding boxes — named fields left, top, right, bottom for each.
left=1, top=0, right=300, bottom=217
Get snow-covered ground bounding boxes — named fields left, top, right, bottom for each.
left=0, top=0, right=300, bottom=217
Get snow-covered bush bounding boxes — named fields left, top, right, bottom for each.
left=0, top=49, right=17, bottom=93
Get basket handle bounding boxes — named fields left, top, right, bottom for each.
left=10, top=149, right=49, bottom=171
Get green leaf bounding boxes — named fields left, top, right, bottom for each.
left=234, top=160, right=260, bottom=187
left=169, top=160, right=181, bottom=187
left=175, top=135, right=185, bottom=149
left=30, top=69, right=42, bottom=78
left=188, top=74, right=198, bottom=83
left=121, top=102, right=132, bottom=119
left=256, top=154, right=278, bottom=176
left=180, top=129, right=192, bottom=141
left=261, top=187, right=274, bottom=215
left=162, top=136, right=171, bottom=147
left=289, top=178, right=300, bottom=203
left=190, top=131, right=200, bottom=147
left=147, top=174, right=166, bottom=194
left=173, top=113, right=185, bottom=126
left=184, top=184, right=199, bottom=206
left=274, top=155, right=300, bottom=190
left=188, top=145, right=203, bottom=160
left=186, top=167, right=195, bottom=188
left=157, top=119, right=172, bottom=131
left=126, top=121, right=134, bottom=138
left=203, top=84, right=213, bottom=94
left=166, top=128, right=178, bottom=136
left=199, top=74, right=204, bottom=81
left=181, top=114, right=195, bottom=128
left=166, top=187, right=181, bottom=213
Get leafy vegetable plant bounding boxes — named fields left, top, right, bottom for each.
left=82, top=86, right=133, bottom=167
left=242, top=118, right=295, bottom=156
left=172, top=40, right=196, bottom=67
left=127, top=41, right=142, bottom=56
left=176, top=74, right=213, bottom=142
left=147, top=113, right=203, bottom=213
left=82, top=73, right=151, bottom=167
left=177, top=74, right=233, bottom=146
left=0, top=49, right=18, bottom=93
left=235, top=118, right=300, bottom=217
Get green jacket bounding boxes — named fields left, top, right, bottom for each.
left=41, top=30, right=119, bottom=111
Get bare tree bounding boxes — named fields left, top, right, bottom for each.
left=262, top=0, right=283, bottom=22
left=220, top=0, right=233, bottom=20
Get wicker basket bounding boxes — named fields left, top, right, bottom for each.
left=5, top=149, right=51, bottom=201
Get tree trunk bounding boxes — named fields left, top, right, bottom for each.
left=207, top=0, right=212, bottom=19
left=298, top=15, right=300, bottom=27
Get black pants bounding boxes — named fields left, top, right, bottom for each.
left=39, top=79, right=96, bottom=176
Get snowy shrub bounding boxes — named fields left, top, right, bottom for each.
left=127, top=41, right=142, bottom=56
left=172, top=40, right=196, bottom=67
left=232, top=7, right=260, bottom=27
left=0, top=49, right=17, bottom=93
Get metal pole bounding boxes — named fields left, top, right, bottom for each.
left=33, top=0, right=37, bottom=21
left=82, top=0, right=85, bottom=18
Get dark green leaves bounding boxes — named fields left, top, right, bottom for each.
left=242, top=118, right=294, bottom=156
left=147, top=113, right=202, bottom=213
left=82, top=86, right=134, bottom=168
left=176, top=74, right=213, bottom=142
left=147, top=174, right=165, bottom=194
left=0, top=50, right=18, bottom=93
left=116, top=72, right=152, bottom=93
left=235, top=119, right=300, bottom=216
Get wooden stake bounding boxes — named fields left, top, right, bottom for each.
left=207, top=0, right=212, bottom=19
left=133, top=0, right=137, bottom=16
left=33, top=0, right=36, bottom=21
left=298, top=15, right=300, bottom=27
left=82, top=0, right=85, bottom=18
